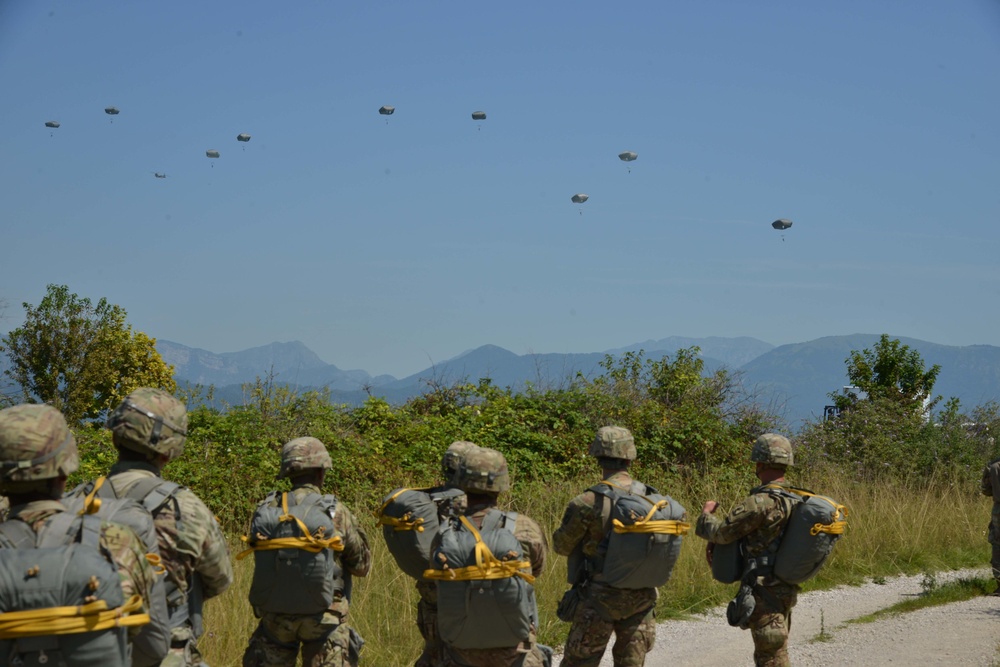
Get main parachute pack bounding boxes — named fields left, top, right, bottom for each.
left=377, top=486, right=465, bottom=580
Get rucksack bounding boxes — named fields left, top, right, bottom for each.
left=424, top=510, right=537, bottom=650
left=588, top=481, right=689, bottom=589
left=0, top=511, right=150, bottom=667
left=66, top=477, right=171, bottom=667
left=377, top=486, right=465, bottom=580
left=238, top=490, right=346, bottom=615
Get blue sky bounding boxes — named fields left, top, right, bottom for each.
left=2, top=1, right=998, bottom=378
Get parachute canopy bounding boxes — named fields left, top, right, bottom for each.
left=618, top=151, right=638, bottom=162
left=571, top=194, right=589, bottom=204
left=206, top=149, right=220, bottom=158
left=236, top=133, right=251, bottom=142
left=471, top=111, right=486, bottom=121
left=772, top=219, right=793, bottom=230
left=44, top=121, right=60, bottom=128
left=379, top=105, right=395, bottom=115
left=104, top=107, right=119, bottom=115
left=154, top=173, right=167, bottom=179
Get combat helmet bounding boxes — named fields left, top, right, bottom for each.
left=107, top=387, right=188, bottom=461
left=441, top=440, right=478, bottom=482
left=0, top=404, right=79, bottom=494
left=278, top=437, right=332, bottom=479
left=454, top=446, right=510, bottom=494
left=750, top=433, right=794, bottom=468
left=588, top=426, right=637, bottom=461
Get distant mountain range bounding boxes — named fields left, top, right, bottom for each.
left=156, top=335, right=1000, bottom=428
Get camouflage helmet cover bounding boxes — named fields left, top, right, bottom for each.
left=442, top=440, right=478, bottom=480
left=454, top=446, right=510, bottom=493
left=588, top=426, right=637, bottom=461
left=0, top=404, right=79, bottom=493
left=108, top=387, right=188, bottom=461
left=279, top=437, right=332, bottom=479
left=751, top=433, right=794, bottom=467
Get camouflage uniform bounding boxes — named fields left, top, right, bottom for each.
left=0, top=403, right=159, bottom=665
left=103, top=388, right=234, bottom=667
left=0, top=494, right=8, bottom=522
left=553, top=427, right=657, bottom=667
left=696, top=434, right=798, bottom=667
left=415, top=441, right=473, bottom=667
left=981, top=457, right=1000, bottom=589
left=242, top=438, right=372, bottom=667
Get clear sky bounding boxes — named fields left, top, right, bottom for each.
left=2, top=1, right=998, bottom=378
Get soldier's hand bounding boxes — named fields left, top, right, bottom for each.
left=702, top=500, right=718, bottom=514
left=706, top=542, right=715, bottom=566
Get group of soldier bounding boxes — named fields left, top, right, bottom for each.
left=1, top=387, right=994, bottom=667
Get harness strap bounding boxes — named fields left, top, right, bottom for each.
left=0, top=594, right=150, bottom=639
left=236, top=491, right=345, bottom=560
left=596, top=481, right=691, bottom=535
left=761, top=484, right=849, bottom=535
left=422, top=514, right=535, bottom=584
left=376, top=488, right=428, bottom=532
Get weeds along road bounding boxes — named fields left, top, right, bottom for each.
left=574, top=569, right=1000, bottom=667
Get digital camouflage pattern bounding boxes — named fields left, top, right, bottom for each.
left=243, top=482, right=371, bottom=667
left=104, top=460, right=234, bottom=666
left=278, top=437, right=333, bottom=479
left=0, top=495, right=8, bottom=522
left=696, top=480, right=800, bottom=667
left=981, top=457, right=1000, bottom=586
left=750, top=434, right=794, bottom=468
left=108, top=388, right=189, bottom=461
left=454, top=447, right=510, bottom=494
left=0, top=403, right=79, bottom=493
left=588, top=426, right=637, bottom=461
left=553, top=469, right=657, bottom=666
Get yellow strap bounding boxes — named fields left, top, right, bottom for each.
left=377, top=514, right=425, bottom=532
left=422, top=515, right=535, bottom=584
left=763, top=484, right=849, bottom=532
left=78, top=476, right=107, bottom=515
left=236, top=492, right=345, bottom=560
left=0, top=594, right=149, bottom=639
left=598, top=482, right=690, bottom=535
left=376, top=487, right=414, bottom=515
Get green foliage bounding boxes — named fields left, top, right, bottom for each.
left=0, top=284, right=175, bottom=424
left=830, top=334, right=941, bottom=413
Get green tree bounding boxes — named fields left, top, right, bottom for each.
left=831, top=334, right=940, bottom=413
left=0, top=284, right=175, bottom=423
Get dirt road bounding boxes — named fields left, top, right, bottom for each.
left=566, top=569, right=1000, bottom=666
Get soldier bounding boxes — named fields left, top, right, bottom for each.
left=696, top=434, right=798, bottom=667
left=99, top=388, right=234, bottom=666
left=413, top=440, right=473, bottom=667
left=0, top=403, right=158, bottom=666
left=981, top=452, right=1000, bottom=594
left=241, top=437, right=371, bottom=667
left=553, top=426, right=667, bottom=667
left=424, top=445, right=551, bottom=667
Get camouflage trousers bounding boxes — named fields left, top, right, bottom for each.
left=416, top=580, right=444, bottom=667
left=441, top=636, right=548, bottom=667
left=160, top=625, right=206, bottom=667
left=560, top=584, right=657, bottom=667
left=747, top=583, right=798, bottom=667
left=242, top=611, right=356, bottom=667
left=989, top=516, right=1000, bottom=584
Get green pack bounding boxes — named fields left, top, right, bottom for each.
left=0, top=512, right=132, bottom=667
left=766, top=486, right=848, bottom=585
left=589, top=481, right=689, bottom=589
left=245, top=491, right=345, bottom=615
left=426, top=510, right=537, bottom=650
left=377, top=486, right=465, bottom=580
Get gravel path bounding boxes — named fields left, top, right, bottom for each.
left=557, top=569, right=1000, bottom=666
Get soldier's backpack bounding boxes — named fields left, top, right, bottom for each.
left=588, top=481, right=689, bottom=589
left=377, top=486, right=465, bottom=580
left=65, top=477, right=171, bottom=667
left=0, top=511, right=151, bottom=667
left=424, top=510, right=537, bottom=650
left=238, top=490, right=346, bottom=615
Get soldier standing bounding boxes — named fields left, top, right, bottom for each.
left=696, top=434, right=798, bottom=667
left=241, top=437, right=371, bottom=667
left=0, top=403, right=158, bottom=666
left=101, top=388, right=234, bottom=666
left=553, top=426, right=666, bottom=667
left=425, top=445, right=551, bottom=667
left=981, top=452, right=1000, bottom=594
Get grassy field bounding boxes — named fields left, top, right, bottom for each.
left=199, top=466, right=990, bottom=666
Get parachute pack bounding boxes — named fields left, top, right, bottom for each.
left=589, top=481, right=689, bottom=589
left=711, top=485, right=848, bottom=585
left=238, top=491, right=345, bottom=615
left=377, top=486, right=465, bottom=580
left=424, top=510, right=537, bottom=650
left=0, top=511, right=150, bottom=667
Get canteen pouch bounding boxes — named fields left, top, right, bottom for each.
left=556, top=586, right=582, bottom=623
left=727, top=582, right=756, bottom=629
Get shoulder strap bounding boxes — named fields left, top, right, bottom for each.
left=0, top=518, right=38, bottom=548
left=125, top=476, right=185, bottom=532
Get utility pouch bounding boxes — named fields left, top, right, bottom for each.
left=727, top=580, right=756, bottom=629
left=556, top=586, right=582, bottom=623
left=347, top=627, right=365, bottom=663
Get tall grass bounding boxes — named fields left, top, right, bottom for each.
left=199, top=466, right=989, bottom=666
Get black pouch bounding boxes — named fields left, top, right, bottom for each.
left=347, top=627, right=365, bottom=663
left=726, top=583, right=756, bottom=629
left=537, top=643, right=554, bottom=667
left=556, top=587, right=582, bottom=622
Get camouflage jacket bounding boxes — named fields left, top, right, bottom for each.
left=253, top=482, right=371, bottom=616
left=982, top=458, right=1000, bottom=506
left=1, top=499, right=157, bottom=637
left=101, top=460, right=234, bottom=602
left=553, top=470, right=637, bottom=563
left=0, top=495, right=8, bottom=523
